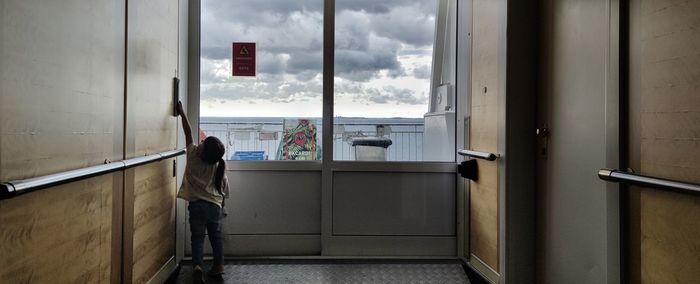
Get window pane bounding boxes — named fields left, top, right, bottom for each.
left=334, top=0, right=455, bottom=161
left=199, top=0, right=323, bottom=161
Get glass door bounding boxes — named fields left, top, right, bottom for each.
left=193, top=0, right=325, bottom=256
left=191, top=0, right=465, bottom=257
left=322, top=0, right=463, bottom=256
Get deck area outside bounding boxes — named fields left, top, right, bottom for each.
left=201, top=117, right=425, bottom=161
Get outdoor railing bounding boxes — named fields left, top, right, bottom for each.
left=200, top=121, right=425, bottom=161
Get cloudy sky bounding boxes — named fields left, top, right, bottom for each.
left=200, top=0, right=437, bottom=118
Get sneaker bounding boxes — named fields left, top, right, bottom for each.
left=192, top=265, right=204, bottom=284
left=208, top=264, right=225, bottom=278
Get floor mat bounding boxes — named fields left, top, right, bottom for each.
left=173, top=261, right=469, bottom=284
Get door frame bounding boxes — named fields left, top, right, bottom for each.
left=606, top=1, right=622, bottom=281
left=534, top=0, right=621, bottom=282
left=183, top=0, right=470, bottom=258
left=456, top=0, right=473, bottom=261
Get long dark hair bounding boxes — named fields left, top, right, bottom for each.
left=201, top=136, right=226, bottom=194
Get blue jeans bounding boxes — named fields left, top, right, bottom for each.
left=189, top=200, right=224, bottom=267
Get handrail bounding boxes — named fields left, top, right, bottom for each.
left=0, top=149, right=186, bottom=200
left=458, top=149, right=499, bottom=161
left=598, top=169, right=700, bottom=195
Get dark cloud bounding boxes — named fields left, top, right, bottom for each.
left=202, top=0, right=323, bottom=26
left=202, top=0, right=434, bottom=18
left=294, top=71, right=321, bottom=82
left=369, top=4, right=436, bottom=47
left=364, top=86, right=427, bottom=105
left=336, top=82, right=428, bottom=105
left=399, top=48, right=433, bottom=57
left=201, top=4, right=323, bottom=61
left=334, top=10, right=371, bottom=50
left=337, top=0, right=435, bottom=15
left=335, top=49, right=401, bottom=81
left=202, top=73, right=322, bottom=103
left=287, top=51, right=323, bottom=74
left=387, top=66, right=407, bottom=78
left=334, top=30, right=404, bottom=81
left=200, top=0, right=435, bottom=106
left=201, top=46, right=230, bottom=60
left=412, top=65, right=431, bottom=79
left=257, top=52, right=287, bottom=75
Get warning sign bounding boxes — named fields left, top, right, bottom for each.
left=232, top=42, right=256, bottom=76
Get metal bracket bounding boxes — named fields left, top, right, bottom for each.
left=458, top=159, right=478, bottom=181
left=0, top=183, right=17, bottom=199
left=173, top=77, right=180, bottom=117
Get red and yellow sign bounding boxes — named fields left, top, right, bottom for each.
left=231, top=42, right=256, bottom=76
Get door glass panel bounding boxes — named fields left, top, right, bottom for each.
left=333, top=0, right=455, bottom=161
left=199, top=0, right=323, bottom=160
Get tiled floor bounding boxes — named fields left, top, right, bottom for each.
left=171, top=260, right=470, bottom=284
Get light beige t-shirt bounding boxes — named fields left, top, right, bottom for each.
left=177, top=143, right=229, bottom=207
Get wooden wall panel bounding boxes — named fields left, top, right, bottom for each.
left=469, top=0, right=505, bottom=273
left=629, top=0, right=700, bottom=282
left=131, top=160, right=176, bottom=284
left=0, top=1, right=124, bottom=283
left=126, top=0, right=179, bottom=159
left=125, top=0, right=179, bottom=283
left=0, top=175, right=114, bottom=283
left=0, top=0, right=181, bottom=283
left=0, top=0, right=125, bottom=181
left=639, top=189, right=700, bottom=283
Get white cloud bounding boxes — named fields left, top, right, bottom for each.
left=200, top=0, right=437, bottom=118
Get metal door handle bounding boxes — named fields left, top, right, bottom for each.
left=457, top=149, right=498, bottom=161
left=598, top=169, right=700, bottom=194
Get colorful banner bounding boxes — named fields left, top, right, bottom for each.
left=277, top=119, right=318, bottom=160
